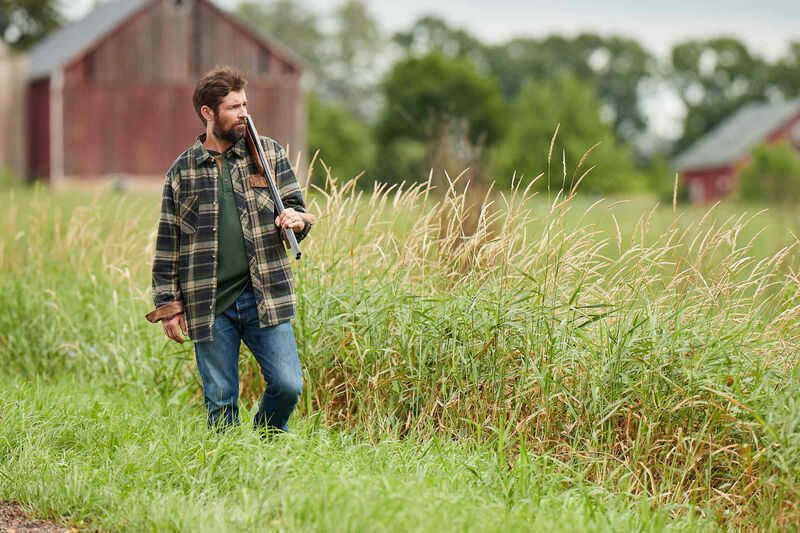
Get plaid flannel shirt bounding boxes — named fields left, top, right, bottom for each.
left=146, top=133, right=311, bottom=342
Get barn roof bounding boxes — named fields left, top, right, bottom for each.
left=28, top=0, right=152, bottom=80
left=674, top=98, right=800, bottom=171
left=27, top=0, right=305, bottom=82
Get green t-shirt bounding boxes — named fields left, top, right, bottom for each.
left=208, top=147, right=251, bottom=315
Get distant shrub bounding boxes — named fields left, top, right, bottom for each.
left=737, top=142, right=800, bottom=204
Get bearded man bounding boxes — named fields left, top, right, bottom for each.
left=145, top=65, right=314, bottom=433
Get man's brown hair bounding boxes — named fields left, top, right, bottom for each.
left=192, top=65, right=248, bottom=126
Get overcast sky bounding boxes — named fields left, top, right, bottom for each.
left=260, top=0, right=800, bottom=60
left=63, top=0, right=800, bottom=60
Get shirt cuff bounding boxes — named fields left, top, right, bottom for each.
left=296, top=220, right=312, bottom=240
left=145, top=301, right=184, bottom=323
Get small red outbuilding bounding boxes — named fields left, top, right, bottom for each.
left=26, top=0, right=305, bottom=184
left=674, top=99, right=800, bottom=203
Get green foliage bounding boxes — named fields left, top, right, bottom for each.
left=670, top=38, right=771, bottom=152
left=393, top=19, right=655, bottom=143
left=487, top=35, right=655, bottom=141
left=392, top=15, right=485, bottom=60
left=375, top=51, right=506, bottom=182
left=307, top=91, right=374, bottom=181
left=771, top=41, right=800, bottom=99
left=737, top=142, right=800, bottom=204
left=0, top=0, right=62, bottom=50
left=492, top=75, right=640, bottom=193
left=376, top=51, right=505, bottom=147
left=234, top=0, right=383, bottom=120
left=644, top=155, right=684, bottom=204
left=370, top=138, right=427, bottom=184
left=0, top=168, right=14, bottom=187
left=235, top=0, right=324, bottom=70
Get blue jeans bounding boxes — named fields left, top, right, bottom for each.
left=193, top=285, right=303, bottom=432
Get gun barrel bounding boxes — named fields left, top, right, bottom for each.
left=245, top=115, right=302, bottom=260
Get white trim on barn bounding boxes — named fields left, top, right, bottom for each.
left=0, top=42, right=28, bottom=181
left=49, top=68, right=64, bottom=188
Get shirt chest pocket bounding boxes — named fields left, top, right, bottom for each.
left=179, top=194, right=199, bottom=234
left=251, top=182, right=275, bottom=217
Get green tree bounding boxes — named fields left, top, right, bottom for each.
left=486, top=34, right=655, bottom=142
left=307, top=91, right=374, bottom=182
left=1, top=0, right=63, bottom=50
left=737, top=142, right=800, bottom=204
left=670, top=37, right=770, bottom=152
left=492, top=75, right=639, bottom=194
left=392, top=15, right=486, bottom=64
left=325, top=0, right=384, bottom=119
left=377, top=51, right=504, bottom=148
left=235, top=0, right=383, bottom=119
left=770, top=41, right=800, bottom=99
left=394, top=19, right=655, bottom=143
left=235, top=0, right=324, bottom=74
left=374, top=51, right=506, bottom=183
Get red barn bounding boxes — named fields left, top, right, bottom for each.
left=26, top=0, right=305, bottom=185
left=674, top=99, right=800, bottom=203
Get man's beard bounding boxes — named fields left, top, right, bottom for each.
left=213, top=116, right=245, bottom=143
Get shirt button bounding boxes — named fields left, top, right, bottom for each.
left=212, top=227, right=217, bottom=232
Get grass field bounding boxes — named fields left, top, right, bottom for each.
left=2, top=171, right=800, bottom=531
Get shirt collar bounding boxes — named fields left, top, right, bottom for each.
left=192, top=133, right=248, bottom=165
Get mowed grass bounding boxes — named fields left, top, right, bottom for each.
left=1, top=172, right=800, bottom=530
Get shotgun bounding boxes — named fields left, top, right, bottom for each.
left=245, top=115, right=302, bottom=260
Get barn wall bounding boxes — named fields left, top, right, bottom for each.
left=0, top=45, right=28, bottom=181
left=684, top=166, right=735, bottom=203
left=57, top=0, right=305, bottom=179
left=60, top=82, right=301, bottom=176
left=197, top=0, right=301, bottom=79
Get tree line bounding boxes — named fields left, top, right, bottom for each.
left=235, top=1, right=800, bottom=197
left=5, top=0, right=800, bottom=197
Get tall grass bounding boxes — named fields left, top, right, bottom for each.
left=293, top=169, right=800, bottom=527
left=2, top=164, right=800, bottom=528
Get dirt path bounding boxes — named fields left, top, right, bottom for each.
left=0, top=501, right=78, bottom=532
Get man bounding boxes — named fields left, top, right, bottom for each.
left=145, top=66, right=314, bottom=433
